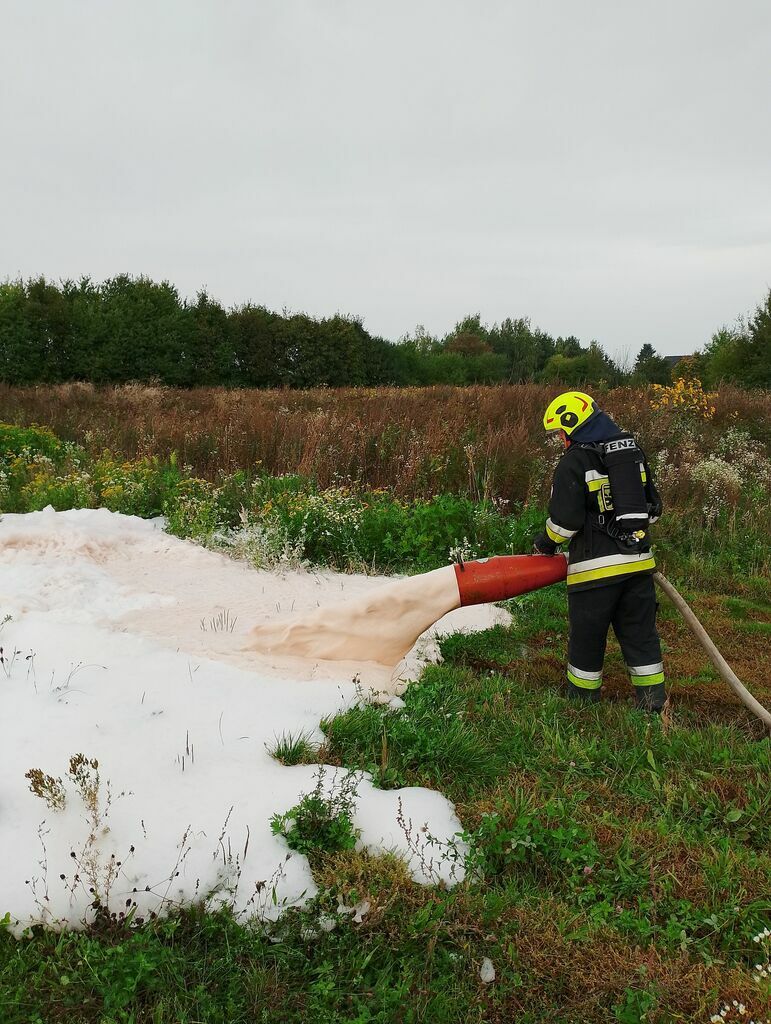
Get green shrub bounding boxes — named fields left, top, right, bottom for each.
left=270, top=769, right=361, bottom=856
left=92, top=452, right=183, bottom=517
left=163, top=477, right=226, bottom=540
left=20, top=467, right=96, bottom=512
left=0, top=422, right=63, bottom=463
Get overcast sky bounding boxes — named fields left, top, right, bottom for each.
left=1, top=1, right=769, bottom=361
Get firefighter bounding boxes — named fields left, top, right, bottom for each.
left=532, top=391, right=666, bottom=712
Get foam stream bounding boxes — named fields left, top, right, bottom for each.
left=244, top=565, right=461, bottom=666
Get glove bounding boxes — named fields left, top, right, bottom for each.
left=532, top=531, right=558, bottom=556
left=647, top=499, right=663, bottom=524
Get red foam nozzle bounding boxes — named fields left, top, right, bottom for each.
left=454, top=554, right=567, bottom=606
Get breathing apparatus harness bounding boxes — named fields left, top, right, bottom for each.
left=576, top=433, right=655, bottom=553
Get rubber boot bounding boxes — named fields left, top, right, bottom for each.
left=567, top=681, right=602, bottom=704
left=635, top=682, right=666, bottom=713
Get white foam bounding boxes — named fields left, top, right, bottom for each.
left=0, top=508, right=508, bottom=932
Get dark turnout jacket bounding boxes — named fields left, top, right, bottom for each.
left=544, top=413, right=663, bottom=591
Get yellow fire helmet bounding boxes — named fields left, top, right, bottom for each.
left=543, top=391, right=598, bottom=435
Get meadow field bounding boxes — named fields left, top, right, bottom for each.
left=0, top=380, right=769, bottom=1023
left=2, top=380, right=770, bottom=497
left=1, top=380, right=769, bottom=587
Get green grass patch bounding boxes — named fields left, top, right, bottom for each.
left=724, top=595, right=771, bottom=635
left=1, top=425, right=770, bottom=1021
left=268, top=729, right=320, bottom=766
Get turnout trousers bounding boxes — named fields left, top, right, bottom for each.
left=566, top=573, right=666, bottom=711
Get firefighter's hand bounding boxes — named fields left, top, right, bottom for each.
left=532, top=531, right=558, bottom=556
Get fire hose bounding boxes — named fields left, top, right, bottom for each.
left=653, top=572, right=771, bottom=731
left=453, top=556, right=771, bottom=730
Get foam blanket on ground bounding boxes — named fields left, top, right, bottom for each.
left=0, top=508, right=510, bottom=932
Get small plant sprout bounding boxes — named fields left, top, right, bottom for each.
left=67, top=754, right=101, bottom=817
left=448, top=537, right=474, bottom=565
left=241, top=853, right=299, bottom=919
left=200, top=609, right=238, bottom=633
left=175, top=729, right=195, bottom=772
left=25, top=769, right=67, bottom=811
left=395, top=797, right=465, bottom=885
left=47, top=660, right=106, bottom=696
left=0, top=643, right=21, bottom=679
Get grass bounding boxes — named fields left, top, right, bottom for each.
left=268, top=729, right=320, bottom=766
left=0, top=395, right=769, bottom=1021
left=2, top=587, right=769, bottom=1023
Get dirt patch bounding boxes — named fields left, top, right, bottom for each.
left=485, top=905, right=764, bottom=1022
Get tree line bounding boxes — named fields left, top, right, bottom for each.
left=0, top=275, right=768, bottom=388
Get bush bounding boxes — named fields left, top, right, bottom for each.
left=0, top=422, right=63, bottom=463
left=162, top=477, right=226, bottom=539
left=92, top=452, right=182, bottom=517
left=270, top=769, right=361, bottom=856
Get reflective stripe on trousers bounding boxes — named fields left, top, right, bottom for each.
left=627, top=661, right=665, bottom=686
left=566, top=664, right=603, bottom=690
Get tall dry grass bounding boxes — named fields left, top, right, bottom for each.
left=0, top=382, right=768, bottom=502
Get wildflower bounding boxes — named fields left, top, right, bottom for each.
left=649, top=376, right=716, bottom=419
